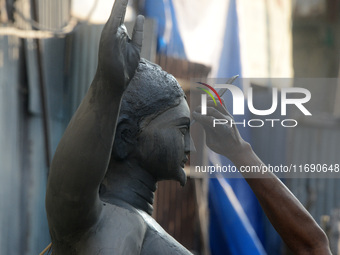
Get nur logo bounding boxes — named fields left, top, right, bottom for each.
left=197, top=82, right=312, bottom=116
left=196, top=82, right=223, bottom=115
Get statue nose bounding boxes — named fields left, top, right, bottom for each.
left=185, top=134, right=196, bottom=153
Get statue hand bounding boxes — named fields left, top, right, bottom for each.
left=192, top=99, right=249, bottom=160
left=97, top=0, right=144, bottom=91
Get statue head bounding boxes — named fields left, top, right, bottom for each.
left=109, top=58, right=190, bottom=185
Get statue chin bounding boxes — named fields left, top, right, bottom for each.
left=167, top=167, right=187, bottom=187
left=152, top=166, right=187, bottom=187
left=178, top=167, right=187, bottom=187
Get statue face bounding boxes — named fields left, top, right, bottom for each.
left=134, top=97, right=191, bottom=186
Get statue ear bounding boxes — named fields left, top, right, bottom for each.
left=112, top=119, right=138, bottom=160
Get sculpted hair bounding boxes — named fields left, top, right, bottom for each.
left=118, top=58, right=185, bottom=131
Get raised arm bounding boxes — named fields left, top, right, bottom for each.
left=193, top=100, right=331, bottom=255
left=46, top=0, right=144, bottom=238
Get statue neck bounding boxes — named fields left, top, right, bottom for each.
left=100, top=161, right=157, bottom=215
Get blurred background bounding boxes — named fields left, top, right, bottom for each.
left=0, top=0, right=340, bottom=254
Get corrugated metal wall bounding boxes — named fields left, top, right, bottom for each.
left=36, top=0, right=70, bottom=30
left=287, top=124, right=340, bottom=222
left=1, top=1, right=72, bottom=254
left=0, top=30, right=70, bottom=255
left=14, top=0, right=71, bottom=31
left=0, top=35, right=58, bottom=254
left=0, top=34, right=25, bottom=255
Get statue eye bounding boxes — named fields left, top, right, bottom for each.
left=179, top=126, right=188, bottom=135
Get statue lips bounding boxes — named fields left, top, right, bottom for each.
left=180, top=156, right=188, bottom=168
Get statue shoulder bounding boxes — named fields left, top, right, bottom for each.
left=137, top=210, right=193, bottom=255
left=99, top=202, right=148, bottom=235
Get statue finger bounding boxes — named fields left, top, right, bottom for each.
left=131, top=15, right=145, bottom=51
left=207, top=99, right=230, bottom=116
left=192, top=111, right=215, bottom=129
left=108, top=0, right=129, bottom=33
left=205, top=107, right=227, bottom=119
